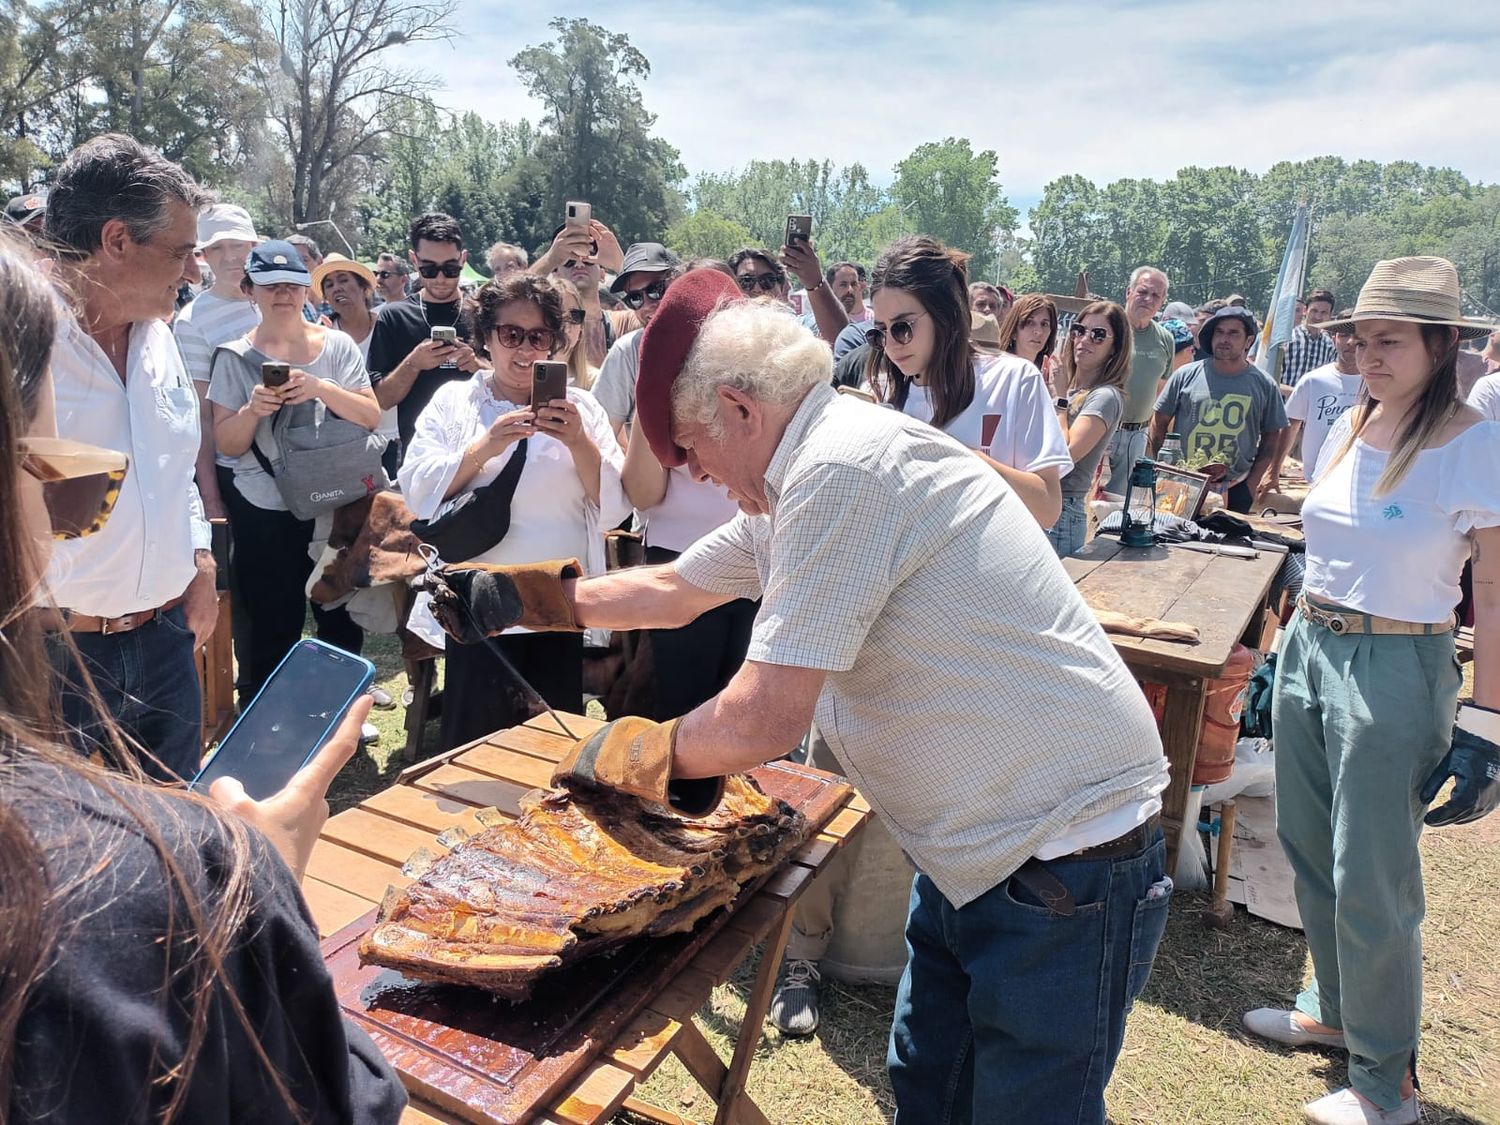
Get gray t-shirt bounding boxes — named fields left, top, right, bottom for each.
left=591, top=328, right=643, bottom=427
left=1060, top=385, right=1124, bottom=499
left=1153, top=359, right=1288, bottom=484
left=207, top=331, right=373, bottom=511
left=1121, top=320, right=1176, bottom=424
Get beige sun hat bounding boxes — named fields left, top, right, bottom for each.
left=310, top=252, right=377, bottom=295
left=1314, top=256, right=1495, bottom=340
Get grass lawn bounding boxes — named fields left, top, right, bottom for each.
left=329, top=633, right=1499, bottom=1124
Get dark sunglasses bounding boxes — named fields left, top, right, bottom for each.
left=865, top=310, right=928, bottom=349
left=19, top=437, right=129, bottom=540
left=374, top=270, right=394, bottom=280
left=736, top=273, right=784, bottom=294
left=416, top=260, right=464, bottom=279
left=622, top=279, right=669, bottom=310
left=566, top=308, right=586, bottom=325
left=1070, top=325, right=1111, bottom=344
left=489, top=324, right=557, bottom=352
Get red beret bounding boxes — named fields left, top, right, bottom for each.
left=636, top=268, right=744, bottom=467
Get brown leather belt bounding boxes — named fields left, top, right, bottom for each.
left=1011, top=815, right=1162, bottom=917
left=40, top=596, right=184, bottom=636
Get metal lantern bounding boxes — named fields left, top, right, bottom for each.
left=1119, top=458, right=1159, bottom=548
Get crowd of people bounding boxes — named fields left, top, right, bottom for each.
left=1, top=130, right=1497, bottom=1125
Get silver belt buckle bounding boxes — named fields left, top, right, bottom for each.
left=1327, top=613, right=1346, bottom=635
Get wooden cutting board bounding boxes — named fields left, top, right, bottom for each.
left=322, top=762, right=852, bottom=1125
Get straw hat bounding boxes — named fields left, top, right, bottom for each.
left=971, top=311, right=1003, bottom=354
left=310, top=252, right=377, bottom=294
left=1314, top=256, right=1494, bottom=340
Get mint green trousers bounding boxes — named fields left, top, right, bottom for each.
left=1271, top=610, right=1459, bottom=1109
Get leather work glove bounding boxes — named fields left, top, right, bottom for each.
left=1420, top=705, right=1500, bottom=827
left=427, top=558, right=582, bottom=643
left=551, top=716, right=726, bottom=817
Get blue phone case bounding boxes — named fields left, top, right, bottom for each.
left=189, top=639, right=375, bottom=797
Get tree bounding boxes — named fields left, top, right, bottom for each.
left=664, top=209, right=754, bottom=261
left=889, top=138, right=1018, bottom=281
left=1027, top=174, right=1103, bottom=294
left=507, top=18, right=684, bottom=249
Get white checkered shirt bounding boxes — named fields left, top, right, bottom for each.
left=1282, top=325, right=1337, bottom=386
left=676, top=385, right=1169, bottom=907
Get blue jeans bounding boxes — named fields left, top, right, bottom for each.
left=1047, top=495, right=1088, bottom=557
left=1103, top=426, right=1147, bottom=497
left=46, top=604, right=203, bottom=782
left=888, top=832, right=1171, bottom=1125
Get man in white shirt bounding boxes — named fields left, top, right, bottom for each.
left=42, top=133, right=217, bottom=781
left=1279, top=317, right=1362, bottom=480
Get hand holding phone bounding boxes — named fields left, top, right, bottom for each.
left=261, top=361, right=291, bottom=389
left=785, top=214, right=812, bottom=247
left=531, top=360, right=569, bottom=412
left=565, top=201, right=592, bottom=231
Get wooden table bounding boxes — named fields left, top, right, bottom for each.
left=1062, top=535, right=1284, bottom=876
left=301, top=711, right=872, bottom=1125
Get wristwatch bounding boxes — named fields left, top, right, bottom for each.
left=1053, top=396, right=1070, bottom=411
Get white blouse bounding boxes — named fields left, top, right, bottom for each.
left=1303, top=416, right=1500, bottom=623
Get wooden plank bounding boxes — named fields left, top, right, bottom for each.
left=1158, top=676, right=1209, bottom=874
left=521, top=710, right=602, bottom=741
left=322, top=807, right=446, bottom=868
left=548, top=1061, right=636, bottom=1125
left=450, top=742, right=557, bottom=789
left=410, top=762, right=531, bottom=819
left=671, top=1020, right=729, bottom=1103
left=790, top=833, right=839, bottom=869
left=690, top=925, right=754, bottom=984
left=1061, top=534, right=1122, bottom=584
left=605, top=1009, right=684, bottom=1076
left=1076, top=542, right=1215, bottom=624
left=1152, top=550, right=1282, bottom=674
left=819, top=806, right=866, bottom=841
left=843, top=791, right=872, bottom=815
left=401, top=1102, right=468, bottom=1125
left=648, top=967, right=718, bottom=1023
left=758, top=862, right=814, bottom=904
left=619, top=1096, right=702, bottom=1125
left=300, top=877, right=375, bottom=938
left=722, top=895, right=784, bottom=945
left=359, top=783, right=491, bottom=837
left=306, top=839, right=407, bottom=904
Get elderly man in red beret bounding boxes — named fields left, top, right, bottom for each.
left=426, top=269, right=1173, bottom=1124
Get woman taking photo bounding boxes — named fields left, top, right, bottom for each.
left=1046, top=300, right=1131, bottom=556
left=997, top=292, right=1059, bottom=371
left=400, top=272, right=627, bottom=751
left=868, top=236, right=1071, bottom=527
left=1243, top=258, right=1500, bottom=1125
left=209, top=242, right=381, bottom=706
left=0, top=240, right=404, bottom=1121
left=315, top=254, right=401, bottom=480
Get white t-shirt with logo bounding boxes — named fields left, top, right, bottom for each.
left=900, top=354, right=1073, bottom=476
left=1285, top=362, right=1362, bottom=481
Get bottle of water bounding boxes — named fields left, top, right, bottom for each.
left=1158, top=432, right=1184, bottom=466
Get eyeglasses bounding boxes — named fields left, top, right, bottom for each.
left=865, top=310, right=929, bottom=349
left=416, top=260, right=464, bottom=279
left=736, top=273, right=784, bottom=295
left=1070, top=325, right=1111, bottom=344
left=19, top=437, right=130, bottom=540
left=622, top=279, right=669, bottom=310
left=566, top=308, right=586, bottom=325
left=489, top=324, right=557, bottom=352
left=374, top=271, right=393, bottom=280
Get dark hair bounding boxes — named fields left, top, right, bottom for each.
left=867, top=235, right=973, bottom=429
left=684, top=257, right=735, bottom=278
left=728, top=248, right=784, bottom=281
left=284, top=233, right=320, bottom=258
left=825, top=261, right=866, bottom=285
left=473, top=272, right=564, bottom=360
left=409, top=212, right=463, bottom=251
left=1058, top=300, right=1134, bottom=396
left=1305, top=287, right=1337, bottom=308
left=43, top=134, right=211, bottom=260
left=1197, top=299, right=1227, bottom=316
left=995, top=293, right=1058, bottom=367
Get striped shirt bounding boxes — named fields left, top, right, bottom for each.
left=173, top=291, right=261, bottom=467
left=676, top=383, right=1169, bottom=907
left=1281, top=325, right=1337, bottom=387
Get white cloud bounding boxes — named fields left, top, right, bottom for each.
left=400, top=0, right=1500, bottom=210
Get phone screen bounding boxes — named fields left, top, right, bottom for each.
left=190, top=640, right=374, bottom=800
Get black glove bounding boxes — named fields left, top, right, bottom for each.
left=425, top=565, right=524, bottom=644
left=1420, top=706, right=1500, bottom=827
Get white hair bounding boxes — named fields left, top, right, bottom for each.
left=1129, top=265, right=1170, bottom=292
left=672, top=299, right=830, bottom=437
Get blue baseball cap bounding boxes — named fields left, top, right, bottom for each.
left=244, top=239, right=312, bottom=286
left=1161, top=318, right=1196, bottom=352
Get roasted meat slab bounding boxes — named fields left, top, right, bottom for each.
left=357, top=774, right=810, bottom=999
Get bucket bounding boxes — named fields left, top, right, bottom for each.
left=822, top=814, right=916, bottom=985
left=1192, top=644, right=1256, bottom=786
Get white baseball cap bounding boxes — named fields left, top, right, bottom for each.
left=197, top=203, right=261, bottom=249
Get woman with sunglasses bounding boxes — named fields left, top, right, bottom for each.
left=208, top=242, right=381, bottom=708
left=549, top=276, right=597, bottom=391
left=868, top=236, right=1071, bottom=527
left=2, top=239, right=406, bottom=1121
left=1045, top=301, right=1133, bottom=556
left=400, top=272, right=628, bottom=751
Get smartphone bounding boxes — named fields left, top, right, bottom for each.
left=532, top=360, right=570, bottom=411
left=261, top=361, right=291, bottom=389
left=190, top=639, right=375, bottom=801
left=565, top=201, right=591, bottom=230
left=429, top=325, right=457, bottom=346
left=785, top=214, right=812, bottom=247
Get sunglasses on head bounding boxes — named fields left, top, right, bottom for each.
left=489, top=324, right=557, bottom=352
left=566, top=308, right=586, bottom=325
left=19, top=437, right=129, bottom=540
left=622, top=278, right=669, bottom=310
left=865, top=310, right=928, bottom=350
left=736, top=273, right=784, bottom=295
left=1070, top=325, right=1111, bottom=344
left=416, top=260, right=464, bottom=279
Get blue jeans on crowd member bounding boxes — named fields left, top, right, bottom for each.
left=1047, top=495, right=1089, bottom=557
left=46, top=603, right=203, bottom=782
left=1103, top=425, right=1147, bottom=497
left=888, top=832, right=1171, bottom=1125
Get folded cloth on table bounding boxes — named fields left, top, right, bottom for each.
left=1093, top=609, right=1200, bottom=644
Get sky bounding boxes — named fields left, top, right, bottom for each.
left=402, top=0, right=1500, bottom=222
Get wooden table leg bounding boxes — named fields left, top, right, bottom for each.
left=402, top=657, right=435, bottom=763
left=712, top=908, right=795, bottom=1125
left=1156, top=676, right=1207, bottom=875
left=1201, top=799, right=1238, bottom=929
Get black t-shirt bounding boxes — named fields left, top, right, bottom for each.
left=833, top=341, right=870, bottom=388
left=9, top=759, right=406, bottom=1124
left=367, top=293, right=475, bottom=452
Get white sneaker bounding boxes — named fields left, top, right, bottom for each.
left=1243, top=1008, right=1347, bottom=1049
left=1303, top=1087, right=1417, bottom=1124
left=359, top=721, right=380, bottom=745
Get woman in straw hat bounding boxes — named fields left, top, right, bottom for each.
left=1242, top=257, right=1500, bottom=1125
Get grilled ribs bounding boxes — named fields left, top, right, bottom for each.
left=357, top=774, right=809, bottom=999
